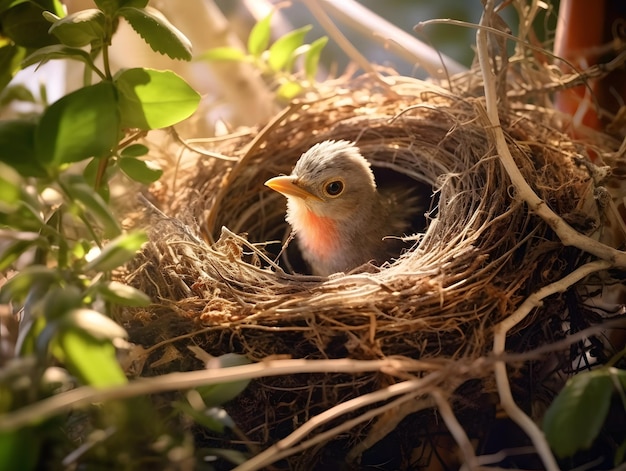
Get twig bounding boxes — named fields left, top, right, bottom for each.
left=233, top=375, right=441, bottom=471
left=475, top=3, right=620, bottom=470
left=418, top=17, right=583, bottom=75
left=169, top=126, right=241, bottom=161
left=186, top=0, right=277, bottom=126
left=492, top=260, right=611, bottom=471
left=502, top=317, right=626, bottom=362
left=431, top=389, right=478, bottom=471
left=494, top=259, right=614, bottom=349
left=300, top=0, right=381, bottom=78
left=314, top=0, right=466, bottom=78
left=0, top=358, right=420, bottom=431
left=475, top=1, right=626, bottom=268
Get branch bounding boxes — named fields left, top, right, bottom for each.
left=301, top=0, right=380, bottom=77
left=475, top=3, right=620, bottom=470
left=475, top=2, right=626, bottom=268
left=234, top=376, right=440, bottom=471
left=431, top=389, right=478, bottom=471
left=313, top=0, right=466, bottom=78
left=0, top=358, right=418, bottom=431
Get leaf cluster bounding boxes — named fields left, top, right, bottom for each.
left=200, top=10, right=328, bottom=101
left=0, top=1, right=250, bottom=469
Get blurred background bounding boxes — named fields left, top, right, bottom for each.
left=3, top=0, right=567, bottom=138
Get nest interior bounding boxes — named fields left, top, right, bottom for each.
left=122, top=75, right=621, bottom=467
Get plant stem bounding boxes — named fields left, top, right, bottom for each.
left=94, top=157, right=109, bottom=191
left=102, top=44, right=112, bottom=81
left=57, top=178, right=103, bottom=249
left=102, top=16, right=114, bottom=80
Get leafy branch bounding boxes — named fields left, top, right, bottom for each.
left=200, top=10, right=328, bottom=101
left=0, top=0, right=210, bottom=468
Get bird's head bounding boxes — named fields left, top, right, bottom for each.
left=264, top=140, right=377, bottom=221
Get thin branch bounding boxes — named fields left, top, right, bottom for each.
left=431, top=389, right=478, bottom=471
left=0, top=358, right=421, bottom=431
left=492, top=260, right=611, bottom=471
left=315, top=0, right=466, bottom=78
left=169, top=126, right=241, bottom=161
left=475, top=2, right=626, bottom=268
left=234, top=376, right=440, bottom=471
left=493, top=259, right=613, bottom=351
left=300, top=0, right=380, bottom=77
left=475, top=3, right=615, bottom=471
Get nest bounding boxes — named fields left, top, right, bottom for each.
left=122, top=72, right=623, bottom=468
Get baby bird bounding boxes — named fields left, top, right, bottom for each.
left=265, top=140, right=418, bottom=276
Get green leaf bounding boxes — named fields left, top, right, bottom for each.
left=96, top=281, right=151, bottom=307
left=0, top=1, right=26, bottom=15
left=0, top=266, right=59, bottom=304
left=267, top=25, right=312, bottom=72
left=120, top=143, right=148, bottom=158
left=91, top=0, right=117, bottom=15
left=276, top=80, right=302, bottom=101
left=305, top=36, right=328, bottom=79
left=41, top=10, right=59, bottom=22
left=48, top=9, right=105, bottom=47
left=60, top=174, right=121, bottom=238
left=55, top=319, right=127, bottom=387
left=0, top=162, right=23, bottom=212
left=0, top=240, right=32, bottom=271
left=119, top=157, right=162, bottom=183
left=0, top=119, right=46, bottom=177
left=20, top=280, right=52, bottom=355
left=0, top=1, right=58, bottom=48
left=543, top=368, right=614, bottom=458
left=197, top=448, right=248, bottom=467
left=199, top=47, right=248, bottom=62
left=118, top=6, right=192, bottom=61
left=196, top=354, right=252, bottom=407
left=0, top=84, right=36, bottom=106
left=0, top=428, right=40, bottom=471
left=84, top=231, right=147, bottom=272
left=21, top=44, right=95, bottom=70
left=0, top=230, right=44, bottom=271
left=93, top=0, right=148, bottom=15
left=115, top=67, right=200, bottom=130
left=201, top=407, right=235, bottom=434
left=0, top=202, right=45, bottom=234
left=35, top=82, right=120, bottom=167
left=617, top=367, right=626, bottom=389
left=247, top=12, right=272, bottom=57
left=63, top=308, right=128, bottom=341
left=21, top=0, right=65, bottom=16
left=40, top=285, right=84, bottom=321
left=0, top=44, right=26, bottom=92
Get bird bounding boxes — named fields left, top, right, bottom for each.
left=264, top=140, right=419, bottom=276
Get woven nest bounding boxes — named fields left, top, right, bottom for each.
left=122, top=73, right=621, bottom=468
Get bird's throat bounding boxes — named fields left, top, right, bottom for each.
left=286, top=203, right=339, bottom=264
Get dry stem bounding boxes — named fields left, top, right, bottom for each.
left=314, top=0, right=466, bottom=78
left=477, top=2, right=620, bottom=470
left=0, top=358, right=420, bottom=431
left=234, top=375, right=442, bottom=471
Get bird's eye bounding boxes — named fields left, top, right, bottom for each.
left=324, top=180, right=344, bottom=197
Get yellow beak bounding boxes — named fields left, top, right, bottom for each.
left=264, top=176, right=322, bottom=202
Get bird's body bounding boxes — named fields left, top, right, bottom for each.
left=265, top=140, right=417, bottom=276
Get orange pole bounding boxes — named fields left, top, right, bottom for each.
left=553, top=0, right=606, bottom=132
